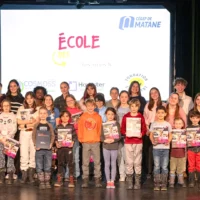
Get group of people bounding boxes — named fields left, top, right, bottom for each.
left=0, top=77, right=199, bottom=191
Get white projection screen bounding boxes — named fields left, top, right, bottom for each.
left=0, top=5, right=171, bottom=100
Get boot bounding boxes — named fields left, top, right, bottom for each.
left=20, top=170, right=28, bottom=184
left=7, top=172, right=13, bottom=185
left=54, top=174, right=63, bottom=187
left=169, top=174, right=175, bottom=188
left=126, top=174, right=133, bottom=190
left=160, top=174, right=168, bottom=191
left=38, top=172, right=45, bottom=190
left=81, top=178, right=89, bottom=188
left=134, top=174, right=141, bottom=190
left=28, top=168, right=35, bottom=183
left=68, top=176, right=75, bottom=188
left=154, top=174, right=160, bottom=191
left=188, top=172, right=195, bottom=188
left=95, top=177, right=102, bottom=188
left=178, top=174, right=186, bottom=188
left=0, top=171, right=5, bottom=184
left=44, top=172, right=52, bottom=189
left=197, top=172, right=200, bottom=190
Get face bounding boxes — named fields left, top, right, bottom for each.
left=36, top=89, right=45, bottom=100
left=190, top=116, right=200, bottom=125
left=9, top=82, right=19, bottom=95
left=66, top=97, right=75, bottom=108
left=60, top=83, right=69, bottom=95
left=95, top=100, right=104, bottom=109
left=150, top=89, right=159, bottom=101
left=174, top=119, right=184, bottom=129
left=195, top=96, right=200, bottom=107
left=174, top=83, right=186, bottom=93
left=156, top=109, right=167, bottom=120
left=61, top=113, right=70, bottom=123
left=110, top=89, right=119, bottom=100
left=87, top=86, right=95, bottom=97
left=44, top=96, right=53, bottom=107
left=169, top=94, right=179, bottom=106
left=130, top=104, right=139, bottom=113
left=86, top=103, right=95, bottom=113
left=106, top=110, right=115, bottom=121
left=26, top=95, right=34, bottom=106
left=119, top=92, right=129, bottom=104
left=39, top=109, right=48, bottom=120
left=2, top=102, right=10, bottom=113
left=131, top=83, right=139, bottom=95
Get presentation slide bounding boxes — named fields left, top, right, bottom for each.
left=0, top=7, right=170, bottom=100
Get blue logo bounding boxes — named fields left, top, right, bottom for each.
left=119, top=16, right=161, bottom=30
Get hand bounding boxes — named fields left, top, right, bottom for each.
left=108, top=139, right=114, bottom=143
left=56, top=142, right=61, bottom=149
left=104, top=139, right=110, bottom=143
left=138, top=134, right=142, bottom=138
left=35, top=147, right=40, bottom=151
left=49, top=144, right=52, bottom=150
left=152, top=140, right=157, bottom=146
left=165, top=141, right=169, bottom=146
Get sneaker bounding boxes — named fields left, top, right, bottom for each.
left=5, top=174, right=8, bottom=180
left=106, top=181, right=111, bottom=188
left=119, top=176, right=126, bottom=182
left=110, top=181, right=115, bottom=189
left=5, top=174, right=17, bottom=180
left=64, top=177, right=69, bottom=182
left=154, top=186, right=160, bottom=191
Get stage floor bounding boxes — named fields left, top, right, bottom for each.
left=0, top=179, right=199, bottom=200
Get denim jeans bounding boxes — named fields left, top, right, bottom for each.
left=36, top=150, right=52, bottom=173
left=153, top=149, right=169, bottom=175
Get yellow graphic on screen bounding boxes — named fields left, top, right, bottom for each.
left=52, top=50, right=70, bottom=67
left=129, top=77, right=145, bottom=87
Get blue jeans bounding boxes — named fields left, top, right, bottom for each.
left=153, top=149, right=169, bottom=175
left=65, top=141, right=80, bottom=178
left=36, top=150, right=52, bottom=173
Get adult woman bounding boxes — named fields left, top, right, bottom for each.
left=106, top=87, right=120, bottom=110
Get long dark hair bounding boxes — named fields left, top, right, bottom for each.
left=105, top=107, right=117, bottom=121
left=44, top=94, right=55, bottom=114
left=6, top=79, right=22, bottom=98
left=128, top=81, right=141, bottom=97
left=23, top=91, right=37, bottom=113
left=148, top=87, right=162, bottom=111
left=193, top=93, right=200, bottom=111
left=82, top=83, right=97, bottom=100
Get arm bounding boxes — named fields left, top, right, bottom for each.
left=113, top=122, right=121, bottom=143
left=141, top=116, right=147, bottom=137
left=120, top=115, right=126, bottom=135
left=77, top=116, right=83, bottom=142
left=10, top=115, right=17, bottom=138
left=97, top=116, right=102, bottom=140
left=49, top=123, right=55, bottom=148
left=55, top=108, right=60, bottom=126
left=32, top=124, right=37, bottom=146
left=100, top=125, right=105, bottom=142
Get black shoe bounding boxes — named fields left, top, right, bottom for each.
left=81, top=178, right=89, bottom=188
left=0, top=171, right=5, bottom=184
left=7, top=172, right=14, bottom=185
left=20, top=170, right=28, bottom=184
left=28, top=168, right=35, bottom=183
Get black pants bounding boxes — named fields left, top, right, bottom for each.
left=14, top=130, right=20, bottom=176
left=57, top=148, right=74, bottom=176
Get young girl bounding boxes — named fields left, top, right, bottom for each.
left=117, top=90, right=130, bottom=181
left=101, top=107, right=121, bottom=189
left=54, top=111, right=77, bottom=187
left=17, top=92, right=39, bottom=183
left=44, top=95, right=60, bottom=130
left=169, top=118, right=186, bottom=188
left=128, top=81, right=146, bottom=114
left=0, top=100, right=17, bottom=184
left=66, top=94, right=82, bottom=180
left=79, top=83, right=97, bottom=112
left=106, top=87, right=120, bottom=110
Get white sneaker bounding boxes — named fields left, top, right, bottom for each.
left=5, top=174, right=17, bottom=180
left=119, top=176, right=126, bottom=182
left=5, top=174, right=9, bottom=180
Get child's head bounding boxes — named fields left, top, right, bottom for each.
left=24, top=91, right=36, bottom=109
left=156, top=105, right=167, bottom=120
left=95, top=93, right=105, bottom=109
left=60, top=82, right=69, bottom=96
left=189, top=111, right=200, bottom=125
left=39, top=107, right=48, bottom=120
left=128, top=81, right=141, bottom=96
left=174, top=118, right=185, bottom=129
left=33, top=86, right=47, bottom=101
left=66, top=94, right=80, bottom=109
left=83, top=83, right=97, bottom=100
left=129, top=99, right=140, bottom=113
left=85, top=99, right=96, bottom=113
left=194, top=93, right=200, bottom=110
left=110, top=87, right=119, bottom=100
left=149, top=87, right=161, bottom=102
left=60, top=110, right=71, bottom=124
left=173, top=77, right=187, bottom=93
left=119, top=90, right=129, bottom=105
left=1, top=100, right=11, bottom=113
left=105, top=107, right=117, bottom=121
left=44, top=94, right=54, bottom=110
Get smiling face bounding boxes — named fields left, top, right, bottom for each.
left=2, top=101, right=11, bottom=113
left=169, top=93, right=179, bottom=106
left=36, top=89, right=45, bottom=100
left=9, top=82, right=19, bottom=95
left=60, top=83, right=69, bottom=96
left=110, top=89, right=119, bottom=101
left=106, top=110, right=115, bottom=121
left=150, top=89, right=159, bottom=101
left=26, top=95, right=34, bottom=107
left=66, top=97, right=75, bottom=108
left=87, top=86, right=95, bottom=97
left=174, top=83, right=186, bottom=94
left=44, top=96, right=53, bottom=108
left=61, top=113, right=70, bottom=124
left=119, top=92, right=129, bottom=105
left=131, top=83, right=140, bottom=95
left=39, top=108, right=48, bottom=120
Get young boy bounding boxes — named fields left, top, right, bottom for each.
left=78, top=99, right=102, bottom=188
left=95, top=93, right=107, bottom=123
left=186, top=111, right=200, bottom=188
left=173, top=77, right=193, bottom=116
left=121, top=99, right=147, bottom=190
left=149, top=106, right=172, bottom=191
left=32, top=107, right=55, bottom=189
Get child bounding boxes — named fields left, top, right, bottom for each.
left=169, top=118, right=186, bottom=188
left=149, top=106, right=172, bottom=191
left=17, top=91, right=39, bottom=183
left=117, top=90, right=130, bottom=182
left=54, top=111, right=77, bottom=187
left=101, top=107, right=121, bottom=189
left=66, top=94, right=82, bottom=180
left=78, top=99, right=102, bottom=188
left=187, top=111, right=200, bottom=188
left=0, top=100, right=17, bottom=184
left=121, top=99, right=147, bottom=190
left=95, top=93, right=107, bottom=123
left=32, top=107, right=55, bottom=189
